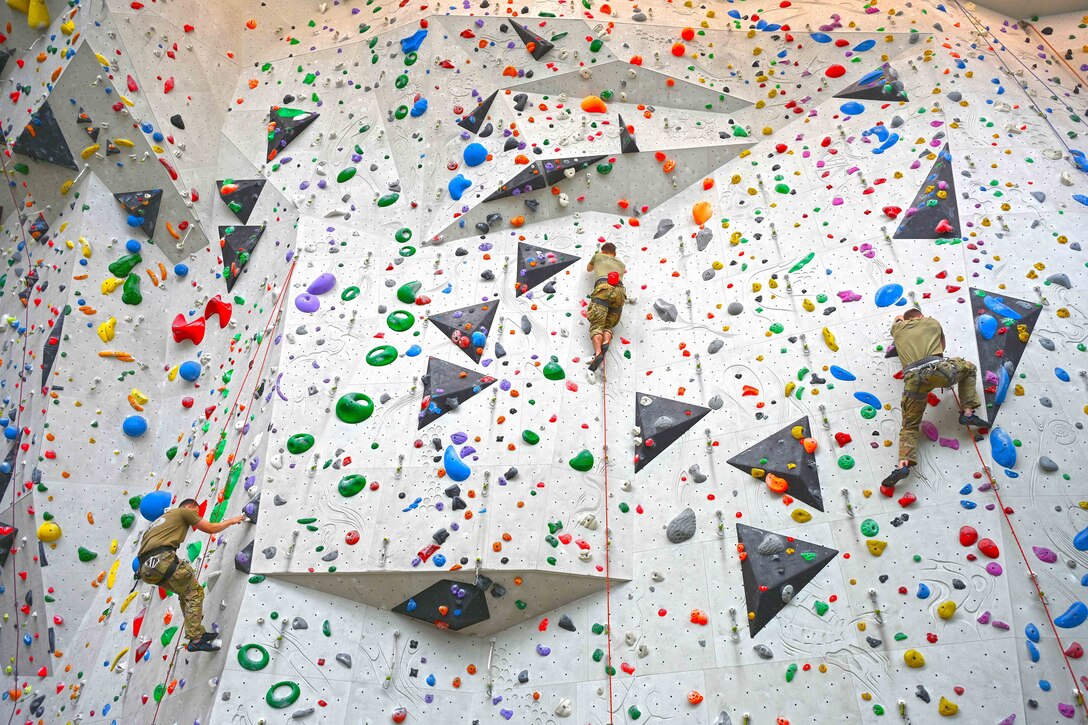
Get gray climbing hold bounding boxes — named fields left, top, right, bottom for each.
left=1040, top=397, right=1053, bottom=408
left=695, top=228, right=713, bottom=251
left=518, top=670, right=530, bottom=683
left=1031, top=191, right=1046, bottom=203
left=557, top=614, right=577, bottom=632
left=1038, top=337, right=1056, bottom=351
left=273, top=495, right=288, bottom=506
left=1046, top=273, right=1072, bottom=289
left=947, top=91, right=962, bottom=102
left=890, top=115, right=905, bottom=128
left=916, top=685, right=931, bottom=703
left=654, top=219, right=674, bottom=239
left=757, top=533, right=786, bottom=555
left=291, top=617, right=308, bottom=630
left=262, top=546, right=277, bottom=559
left=708, top=339, right=724, bottom=354
left=491, top=583, right=507, bottom=598
left=494, top=341, right=507, bottom=358
left=380, top=393, right=392, bottom=404
left=321, top=549, right=338, bottom=562
left=727, top=302, right=743, bottom=315
left=1071, top=242, right=1082, bottom=251
left=708, top=395, right=724, bottom=410
left=702, top=269, right=715, bottom=281
left=688, top=464, right=708, bottom=483
left=520, top=315, right=532, bottom=334
left=666, top=508, right=697, bottom=543
left=714, top=711, right=733, bottom=725
left=336, top=653, right=352, bottom=668
left=653, top=299, right=678, bottom=322
left=952, top=578, right=966, bottom=590
left=865, top=636, right=882, bottom=648
left=1039, top=456, right=1059, bottom=472
left=780, top=584, right=795, bottom=603
left=291, top=708, right=315, bottom=719
left=753, top=643, right=774, bottom=659
left=632, top=11, right=646, bottom=20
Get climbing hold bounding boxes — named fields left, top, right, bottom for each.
left=139, top=491, right=172, bottom=521
left=874, top=283, right=904, bottom=307
left=938, top=697, right=958, bottom=717
left=336, top=393, right=375, bottom=424
left=989, top=427, right=1016, bottom=469
left=287, top=434, right=315, bottom=454
left=569, top=450, right=594, bottom=472
left=938, top=600, right=957, bottom=620
left=122, top=415, right=148, bottom=438
left=444, top=446, right=471, bottom=481
left=36, top=521, right=62, bottom=543
left=1055, top=601, right=1088, bottom=629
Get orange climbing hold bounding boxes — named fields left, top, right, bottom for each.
left=802, top=437, right=818, bottom=454
left=245, top=18, right=257, bottom=29
left=580, top=95, right=608, bottom=113
left=766, top=473, right=789, bottom=494
left=671, top=42, right=686, bottom=57
left=692, top=200, right=712, bottom=226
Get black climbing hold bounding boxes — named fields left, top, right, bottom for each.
left=219, top=225, right=266, bottom=292
left=218, top=178, right=266, bottom=224
left=893, top=144, right=959, bottom=240
left=515, top=242, right=580, bottom=297
left=13, top=100, right=77, bottom=170
left=392, top=579, right=490, bottom=631
left=235, top=540, right=255, bottom=574
left=169, top=114, right=185, bottom=130
left=557, top=614, right=576, bottom=632
left=457, top=91, right=498, bottom=135
left=267, top=106, right=319, bottom=162
left=429, top=301, right=498, bottom=363
left=833, top=63, right=908, bottom=102
left=736, top=523, right=838, bottom=637
left=726, top=417, right=825, bottom=511
left=511, top=20, right=554, bottom=60
left=634, top=392, right=712, bottom=472
left=41, top=311, right=65, bottom=387
left=114, top=189, right=163, bottom=239
left=969, top=287, right=1042, bottom=424
left=0, top=520, right=16, bottom=567
left=617, top=114, right=639, bottom=153
left=419, top=357, right=496, bottom=429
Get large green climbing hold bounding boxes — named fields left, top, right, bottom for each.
left=785, top=663, right=798, bottom=682
left=789, top=252, right=815, bottom=273
left=161, top=626, right=179, bottom=647
left=569, top=449, right=594, bottom=471
left=153, top=683, right=166, bottom=703
left=187, top=540, right=202, bottom=561
left=77, top=546, right=97, bottom=562
left=396, top=281, right=421, bottom=304
left=108, top=252, right=142, bottom=278
left=337, top=167, right=357, bottom=183
left=365, top=345, right=398, bottom=366
left=522, top=430, right=540, bottom=445
left=121, top=513, right=135, bottom=529
left=814, top=600, right=829, bottom=616
left=838, top=455, right=855, bottom=470
left=860, top=519, right=879, bottom=537
left=386, top=310, right=415, bottom=331
left=338, top=474, right=368, bottom=497
left=121, top=274, right=142, bottom=305
left=287, top=433, right=315, bottom=454
left=336, top=393, right=374, bottom=423
left=377, top=192, right=400, bottom=207
left=542, top=356, right=565, bottom=380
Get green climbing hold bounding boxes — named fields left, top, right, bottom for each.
left=542, top=356, right=565, bottom=380
left=187, top=541, right=202, bottom=561
left=860, top=519, right=879, bottom=537
left=515, top=600, right=527, bottom=610
left=323, top=620, right=332, bottom=637
left=287, top=433, right=315, bottom=454
left=789, top=252, right=815, bottom=273
left=860, top=405, right=877, bottom=419
left=166, top=446, right=178, bottom=461
left=77, top=546, right=97, bottom=562
left=395, top=73, right=409, bottom=88
left=338, top=474, right=368, bottom=497
left=569, top=449, right=594, bottom=471
left=628, top=706, right=642, bottom=720
left=596, top=162, right=613, bottom=174
left=522, top=430, right=540, bottom=445
left=396, top=281, right=421, bottom=303
left=337, top=167, right=357, bottom=183
left=238, top=643, right=270, bottom=671
left=377, top=192, right=400, bottom=208
left=591, top=622, right=605, bottom=634
left=873, top=704, right=885, bottom=716
left=336, top=393, right=374, bottom=424
left=387, top=310, right=415, bottom=332
left=366, top=345, right=398, bottom=366
left=121, top=513, right=135, bottom=529
left=121, top=274, right=142, bottom=305
left=592, top=648, right=604, bottom=662
left=837, top=455, right=855, bottom=470
left=785, top=663, right=798, bottom=682
left=108, top=253, right=142, bottom=278
left=395, top=227, right=413, bottom=243
left=814, top=600, right=829, bottom=616
left=618, top=502, right=630, bottom=513
left=769, top=322, right=784, bottom=334
left=341, top=286, right=360, bottom=301
left=153, top=683, right=166, bottom=703
left=161, top=626, right=178, bottom=647
left=775, top=182, right=791, bottom=194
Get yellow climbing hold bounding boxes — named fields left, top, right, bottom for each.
left=791, top=426, right=804, bottom=440
left=37, top=522, right=62, bottom=543
left=937, top=600, right=957, bottom=620
left=791, top=509, right=812, bottom=523
left=750, top=468, right=765, bottom=479
left=80, top=238, right=92, bottom=257
left=80, top=144, right=100, bottom=159
left=109, top=647, right=130, bottom=672
left=802, top=298, right=815, bottom=312
left=938, top=697, right=958, bottom=716
left=102, top=278, right=123, bottom=295
left=822, top=327, right=839, bottom=352
left=106, top=558, right=121, bottom=589
left=1014, top=384, right=1024, bottom=396
left=97, top=317, right=116, bottom=343
left=903, top=649, right=925, bottom=668
left=1057, top=308, right=1070, bottom=318
left=120, top=590, right=139, bottom=613
left=784, top=381, right=796, bottom=397
left=866, top=540, right=887, bottom=557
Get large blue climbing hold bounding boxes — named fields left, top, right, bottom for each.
left=854, top=391, right=882, bottom=409
left=1056, top=367, right=1071, bottom=382
left=444, top=445, right=471, bottom=481
left=463, top=142, right=488, bottom=167
left=1074, top=194, right=1088, bottom=207
left=853, top=39, right=876, bottom=52
left=448, top=174, right=472, bottom=201
left=400, top=29, right=428, bottom=54
left=410, top=98, right=429, bottom=117
left=994, top=365, right=1010, bottom=405
left=1025, top=623, right=1040, bottom=643
left=840, top=101, right=865, bottom=116
left=990, top=426, right=1016, bottom=468
left=811, top=32, right=832, bottom=43
left=1054, top=601, right=1088, bottom=629
left=976, top=313, right=998, bottom=340
left=874, top=283, right=903, bottom=307
left=916, top=583, right=931, bottom=599
left=139, top=490, right=173, bottom=521
left=1074, top=525, right=1088, bottom=551
left=829, top=365, right=856, bottom=381
left=983, top=295, right=1022, bottom=320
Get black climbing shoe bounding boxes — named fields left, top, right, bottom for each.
left=881, top=465, right=910, bottom=490
left=186, top=633, right=222, bottom=652
left=587, top=352, right=605, bottom=372
left=958, top=412, right=988, bottom=430
left=600, top=341, right=610, bottom=356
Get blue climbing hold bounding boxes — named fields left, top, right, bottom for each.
left=444, top=445, right=471, bottom=481
left=139, top=490, right=173, bottom=521
left=983, top=295, right=1022, bottom=320
left=854, top=391, right=882, bottom=409
left=410, top=98, right=428, bottom=118
left=406, top=598, right=418, bottom=612
left=1054, top=601, right=1088, bottom=629
left=400, top=28, right=428, bottom=54
left=995, top=365, right=1010, bottom=405
left=125, top=239, right=142, bottom=253
left=426, top=674, right=436, bottom=686
left=1074, top=194, right=1088, bottom=207
left=3, top=426, right=17, bottom=440
left=448, top=174, right=472, bottom=201
left=131, top=555, right=141, bottom=573
left=471, top=330, right=487, bottom=348
left=811, top=32, right=832, bottom=43
left=174, top=263, right=189, bottom=278
left=840, top=101, right=865, bottom=116
left=433, top=554, right=446, bottom=567
left=1025, top=623, right=1040, bottom=642
left=858, top=69, right=884, bottom=86
left=960, top=500, right=977, bottom=509
left=959, top=483, right=973, bottom=495
left=976, top=313, right=998, bottom=340
left=1026, top=640, right=1040, bottom=662
left=1074, top=525, right=1088, bottom=551
left=126, top=215, right=144, bottom=228
left=178, top=361, right=202, bottom=382
left=874, top=283, right=903, bottom=307
left=123, top=415, right=148, bottom=437
left=916, top=583, right=931, bottom=599
left=990, top=426, right=1016, bottom=469
left=1040, top=680, right=1052, bottom=692
left=852, top=39, right=876, bottom=52
left=463, top=142, right=488, bottom=167
left=406, top=344, right=422, bottom=357
left=829, top=365, right=856, bottom=381
left=1056, top=367, right=1071, bottom=382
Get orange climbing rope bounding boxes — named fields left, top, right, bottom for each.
left=600, top=360, right=615, bottom=724
left=148, top=257, right=296, bottom=724
left=952, top=390, right=1088, bottom=719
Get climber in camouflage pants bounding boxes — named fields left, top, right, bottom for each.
left=586, top=242, right=626, bottom=373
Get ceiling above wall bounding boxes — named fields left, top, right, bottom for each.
left=974, top=0, right=1088, bottom=19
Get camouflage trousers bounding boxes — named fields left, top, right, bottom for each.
left=898, top=356, right=982, bottom=465
left=139, top=551, right=206, bottom=640
left=587, top=281, right=626, bottom=336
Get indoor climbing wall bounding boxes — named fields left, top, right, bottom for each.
left=2, top=0, right=1088, bottom=723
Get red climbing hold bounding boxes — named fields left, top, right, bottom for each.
left=1064, top=642, right=1084, bottom=658
left=977, top=538, right=1000, bottom=558
left=959, top=526, right=978, bottom=547
left=934, top=219, right=954, bottom=234
left=834, top=432, right=852, bottom=447
left=171, top=314, right=206, bottom=345
left=825, top=64, right=846, bottom=78
left=204, top=295, right=232, bottom=328
left=882, top=206, right=901, bottom=219
left=897, top=491, right=917, bottom=507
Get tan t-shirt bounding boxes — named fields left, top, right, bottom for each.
left=140, top=507, right=199, bottom=555
left=590, top=253, right=625, bottom=282
left=891, top=317, right=945, bottom=368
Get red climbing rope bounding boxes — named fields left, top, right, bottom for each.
left=148, top=257, right=296, bottom=724
left=952, top=390, right=1088, bottom=719
left=600, top=361, right=615, bottom=724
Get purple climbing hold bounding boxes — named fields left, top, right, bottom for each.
left=920, top=421, right=939, bottom=442
left=307, top=272, right=337, bottom=295
left=1033, top=546, right=1058, bottom=564
left=295, top=292, right=321, bottom=313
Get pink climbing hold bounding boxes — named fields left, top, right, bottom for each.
left=938, top=437, right=959, bottom=450
left=920, top=421, right=939, bottom=442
